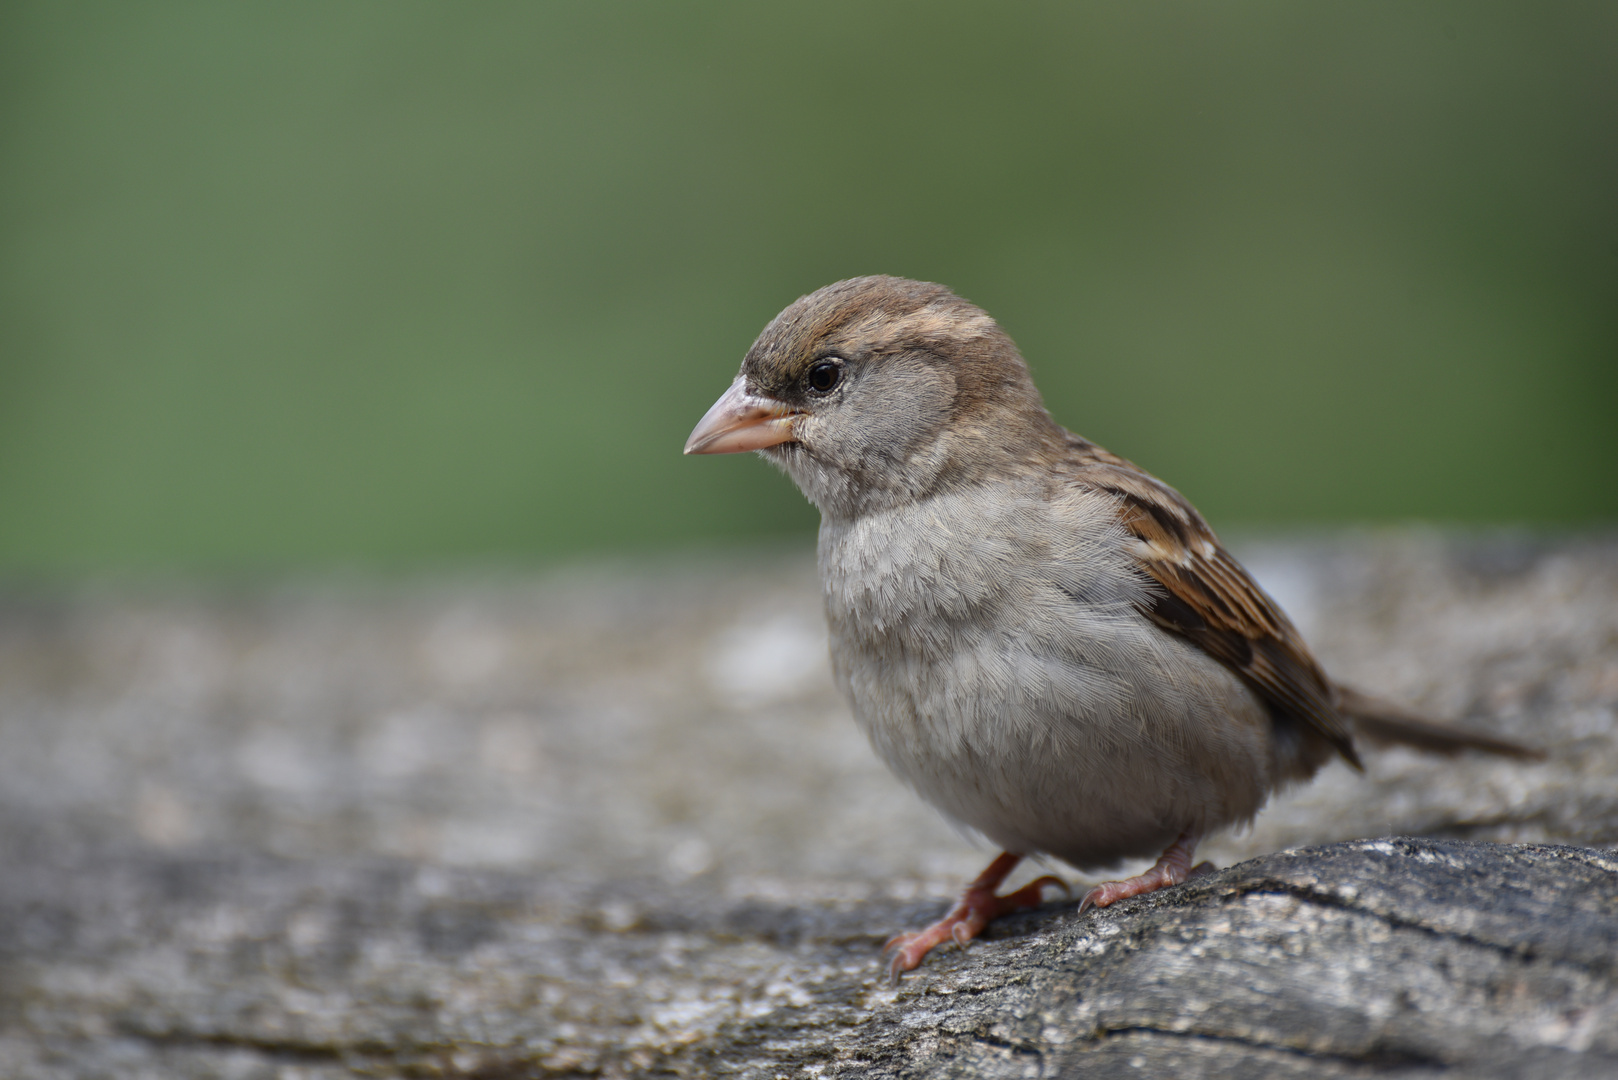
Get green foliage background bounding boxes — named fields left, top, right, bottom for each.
left=2, top=2, right=1614, bottom=574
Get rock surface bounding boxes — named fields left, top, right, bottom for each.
left=0, top=532, right=1615, bottom=1077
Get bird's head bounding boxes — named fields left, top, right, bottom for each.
left=684, top=276, right=1060, bottom=518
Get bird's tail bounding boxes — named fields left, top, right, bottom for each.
left=1334, top=684, right=1545, bottom=760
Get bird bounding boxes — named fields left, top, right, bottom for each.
left=684, top=275, right=1541, bottom=981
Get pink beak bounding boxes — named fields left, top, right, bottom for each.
left=683, top=378, right=801, bottom=455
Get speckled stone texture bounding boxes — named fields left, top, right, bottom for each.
left=0, top=531, right=1614, bottom=1078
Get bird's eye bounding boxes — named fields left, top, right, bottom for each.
left=806, top=360, right=843, bottom=394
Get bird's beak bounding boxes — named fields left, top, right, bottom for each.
left=683, top=377, right=801, bottom=455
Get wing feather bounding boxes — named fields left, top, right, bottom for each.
left=1061, top=437, right=1362, bottom=768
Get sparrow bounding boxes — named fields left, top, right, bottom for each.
left=684, top=275, right=1540, bottom=981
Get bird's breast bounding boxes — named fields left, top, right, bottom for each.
left=814, top=483, right=1276, bottom=867
left=816, top=482, right=1154, bottom=779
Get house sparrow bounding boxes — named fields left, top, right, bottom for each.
left=685, top=275, right=1540, bottom=981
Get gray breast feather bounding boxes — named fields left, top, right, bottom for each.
left=816, top=482, right=1276, bottom=867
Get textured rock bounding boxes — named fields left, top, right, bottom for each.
left=3, top=839, right=1614, bottom=1078
left=0, top=532, right=1614, bottom=1077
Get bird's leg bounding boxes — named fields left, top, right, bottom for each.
left=882, top=851, right=1065, bottom=983
left=1078, top=831, right=1202, bottom=913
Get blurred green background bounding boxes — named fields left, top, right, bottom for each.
left=2, top=2, right=1614, bottom=575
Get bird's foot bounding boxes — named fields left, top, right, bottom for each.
left=1078, top=832, right=1202, bottom=913
left=882, top=852, right=1064, bottom=984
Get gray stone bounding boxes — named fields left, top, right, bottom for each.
left=0, top=532, right=1614, bottom=1077
left=3, top=839, right=1615, bottom=1078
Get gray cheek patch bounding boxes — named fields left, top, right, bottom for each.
left=842, top=358, right=956, bottom=467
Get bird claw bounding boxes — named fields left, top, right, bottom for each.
left=885, top=949, right=909, bottom=987
left=878, top=856, right=1070, bottom=982
left=883, top=930, right=938, bottom=985
left=1078, top=832, right=1201, bottom=915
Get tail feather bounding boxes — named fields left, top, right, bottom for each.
left=1334, top=684, right=1546, bottom=761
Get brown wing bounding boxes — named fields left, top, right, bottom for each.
left=1062, top=436, right=1362, bottom=769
